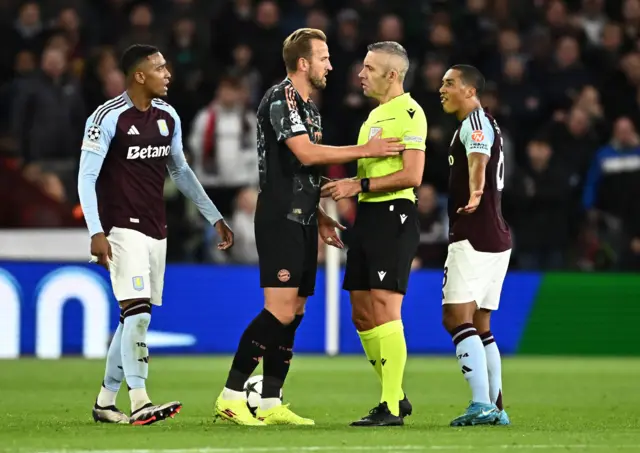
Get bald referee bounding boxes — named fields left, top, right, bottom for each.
left=322, top=41, right=426, bottom=427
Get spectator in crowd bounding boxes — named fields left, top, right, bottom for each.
left=0, top=50, right=36, bottom=134
left=0, top=0, right=638, bottom=271
left=229, top=186, right=259, bottom=264
left=581, top=117, right=640, bottom=268
left=188, top=75, right=258, bottom=216
left=507, top=139, right=574, bottom=270
left=227, top=43, right=262, bottom=109
left=12, top=45, right=84, bottom=200
left=414, top=184, right=448, bottom=269
left=116, top=3, right=164, bottom=55
left=165, top=15, right=211, bottom=126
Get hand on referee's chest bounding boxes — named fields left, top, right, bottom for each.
left=214, top=219, right=234, bottom=250
left=321, top=178, right=361, bottom=201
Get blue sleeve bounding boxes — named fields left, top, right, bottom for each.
left=166, top=109, right=224, bottom=226
left=77, top=110, right=118, bottom=237
left=81, top=109, right=118, bottom=158
left=582, top=150, right=604, bottom=210
left=78, top=151, right=106, bottom=236
left=460, top=114, right=494, bottom=157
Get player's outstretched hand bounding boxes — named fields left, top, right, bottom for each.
left=318, top=214, right=346, bottom=249
left=215, top=219, right=234, bottom=250
left=365, top=129, right=405, bottom=158
left=457, top=190, right=483, bottom=215
left=90, top=233, right=112, bottom=270
left=321, top=178, right=361, bottom=201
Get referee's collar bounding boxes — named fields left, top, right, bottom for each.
left=122, top=91, right=134, bottom=108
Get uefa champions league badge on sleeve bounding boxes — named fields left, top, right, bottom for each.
left=132, top=276, right=145, bottom=291
left=157, top=119, right=169, bottom=136
left=87, top=124, right=101, bottom=141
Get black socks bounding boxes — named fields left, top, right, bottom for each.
left=262, top=314, right=304, bottom=398
left=224, top=309, right=285, bottom=391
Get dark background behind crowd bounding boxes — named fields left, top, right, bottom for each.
left=0, top=0, right=639, bottom=272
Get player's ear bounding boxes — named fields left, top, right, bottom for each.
left=298, top=57, right=309, bottom=73
left=134, top=70, right=145, bottom=85
left=466, top=86, right=476, bottom=99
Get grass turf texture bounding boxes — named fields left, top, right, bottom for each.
left=2, top=356, right=640, bottom=453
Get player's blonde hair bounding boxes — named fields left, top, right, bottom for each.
left=282, top=28, right=327, bottom=73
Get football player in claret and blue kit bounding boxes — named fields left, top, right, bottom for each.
left=439, top=64, right=512, bottom=426
left=78, top=44, right=233, bottom=425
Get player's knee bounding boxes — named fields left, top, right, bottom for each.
left=264, top=288, right=299, bottom=325
left=442, top=313, right=457, bottom=333
left=295, top=297, right=307, bottom=316
left=265, top=303, right=297, bottom=325
left=120, top=300, right=152, bottom=335
left=442, top=304, right=470, bottom=333
left=270, top=310, right=297, bottom=326
left=473, top=309, right=491, bottom=333
left=120, top=299, right=152, bottom=319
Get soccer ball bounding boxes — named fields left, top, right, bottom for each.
left=243, top=375, right=283, bottom=416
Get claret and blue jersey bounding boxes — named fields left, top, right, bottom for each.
left=447, top=108, right=511, bottom=253
left=78, top=91, right=222, bottom=240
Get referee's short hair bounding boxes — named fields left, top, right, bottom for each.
left=121, top=44, right=160, bottom=77
left=450, top=64, right=485, bottom=96
left=367, top=41, right=410, bottom=81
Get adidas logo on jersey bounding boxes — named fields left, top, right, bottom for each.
left=127, top=145, right=171, bottom=160
left=127, top=125, right=140, bottom=135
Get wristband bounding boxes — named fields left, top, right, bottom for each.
left=360, top=178, right=370, bottom=193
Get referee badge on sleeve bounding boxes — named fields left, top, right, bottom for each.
left=368, top=127, right=382, bottom=139
left=157, top=119, right=169, bottom=136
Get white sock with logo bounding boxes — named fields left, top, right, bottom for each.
left=452, top=323, right=491, bottom=405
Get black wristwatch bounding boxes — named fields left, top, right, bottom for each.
left=360, top=178, right=370, bottom=193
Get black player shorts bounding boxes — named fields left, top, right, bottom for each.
left=343, top=199, right=420, bottom=294
left=255, top=213, right=318, bottom=297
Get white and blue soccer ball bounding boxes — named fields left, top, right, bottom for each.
left=243, top=375, right=283, bottom=416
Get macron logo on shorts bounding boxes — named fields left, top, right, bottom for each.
left=127, top=145, right=171, bottom=160
left=378, top=271, right=386, bottom=281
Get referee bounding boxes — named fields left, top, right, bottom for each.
left=323, top=41, right=427, bottom=427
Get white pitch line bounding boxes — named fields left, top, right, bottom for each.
left=31, top=445, right=640, bottom=453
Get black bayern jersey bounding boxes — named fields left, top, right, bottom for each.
left=448, top=108, right=511, bottom=253
left=256, top=78, right=323, bottom=225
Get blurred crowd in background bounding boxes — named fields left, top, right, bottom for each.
left=0, top=0, right=639, bottom=271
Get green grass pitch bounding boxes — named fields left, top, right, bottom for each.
left=2, top=356, right=640, bottom=453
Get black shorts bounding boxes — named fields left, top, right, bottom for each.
left=255, top=214, right=318, bottom=297
left=343, top=199, right=420, bottom=294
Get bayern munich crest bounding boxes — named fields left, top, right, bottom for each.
left=157, top=119, right=169, bottom=136
left=87, top=124, right=101, bottom=141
